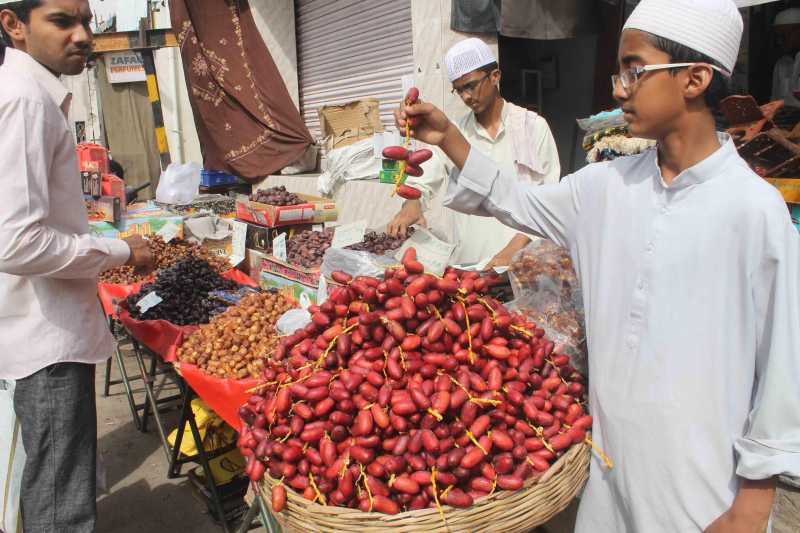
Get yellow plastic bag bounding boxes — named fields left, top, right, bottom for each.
left=168, top=399, right=245, bottom=484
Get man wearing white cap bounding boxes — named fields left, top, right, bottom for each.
left=396, top=0, right=800, bottom=531
left=1, top=1, right=154, bottom=531
left=387, top=37, right=560, bottom=268
left=772, top=7, right=800, bottom=107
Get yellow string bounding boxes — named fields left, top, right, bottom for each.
left=455, top=299, right=475, bottom=365
left=430, top=467, right=447, bottom=527
left=586, top=435, right=614, bottom=469
left=359, top=464, right=374, bottom=511
left=466, top=429, right=487, bottom=455
left=427, top=408, right=443, bottom=422
left=308, top=473, right=326, bottom=505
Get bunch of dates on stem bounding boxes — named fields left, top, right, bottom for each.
left=238, top=248, right=591, bottom=515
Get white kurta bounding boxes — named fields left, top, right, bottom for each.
left=443, top=135, right=800, bottom=531
left=772, top=52, right=800, bottom=107
left=409, top=100, right=560, bottom=265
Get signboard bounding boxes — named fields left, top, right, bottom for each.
left=106, top=51, right=146, bottom=83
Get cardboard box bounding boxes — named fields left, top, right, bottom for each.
left=85, top=195, right=121, bottom=224
left=236, top=193, right=337, bottom=228
left=318, top=99, right=384, bottom=150
left=89, top=215, right=184, bottom=239
left=244, top=222, right=315, bottom=253
left=244, top=248, right=271, bottom=278
left=259, top=254, right=320, bottom=305
left=102, top=174, right=126, bottom=211
left=766, top=178, right=800, bottom=204
left=259, top=270, right=317, bottom=305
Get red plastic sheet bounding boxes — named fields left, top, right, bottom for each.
left=97, top=281, right=142, bottom=319
left=178, top=361, right=258, bottom=430
left=118, top=308, right=198, bottom=361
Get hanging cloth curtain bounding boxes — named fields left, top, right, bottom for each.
left=170, top=0, right=312, bottom=182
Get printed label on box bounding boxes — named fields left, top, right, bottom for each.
left=156, top=221, right=180, bottom=243
left=331, top=219, right=367, bottom=249
left=229, top=220, right=247, bottom=266
left=273, top=233, right=287, bottom=262
left=136, top=291, right=162, bottom=314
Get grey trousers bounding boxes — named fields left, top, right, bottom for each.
left=13, top=363, right=97, bottom=533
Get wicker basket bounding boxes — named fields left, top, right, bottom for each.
left=259, top=441, right=589, bottom=533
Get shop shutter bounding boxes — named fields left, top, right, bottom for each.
left=295, top=0, right=414, bottom=139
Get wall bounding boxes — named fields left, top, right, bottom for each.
left=410, top=0, right=498, bottom=120
left=500, top=35, right=599, bottom=173
left=63, top=69, right=104, bottom=144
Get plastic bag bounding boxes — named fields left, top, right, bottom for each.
left=321, top=248, right=399, bottom=281
left=0, top=380, right=24, bottom=533
left=576, top=108, right=626, bottom=134
left=156, top=162, right=201, bottom=205
left=507, top=239, right=587, bottom=375
left=276, top=308, right=312, bottom=336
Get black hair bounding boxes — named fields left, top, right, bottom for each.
left=476, top=61, right=499, bottom=75
left=0, top=1, right=41, bottom=49
left=647, top=33, right=732, bottom=110
left=109, top=159, right=125, bottom=180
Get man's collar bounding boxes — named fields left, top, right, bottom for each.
left=2, top=48, right=70, bottom=110
left=654, top=133, right=737, bottom=190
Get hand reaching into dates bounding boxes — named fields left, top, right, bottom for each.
left=387, top=200, right=426, bottom=238
left=123, top=235, right=155, bottom=275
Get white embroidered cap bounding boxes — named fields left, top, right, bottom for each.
left=444, top=38, right=497, bottom=83
left=775, top=8, right=800, bottom=26
left=622, top=0, right=743, bottom=76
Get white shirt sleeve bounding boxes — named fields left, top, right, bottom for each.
left=734, top=210, right=800, bottom=480
left=443, top=147, right=580, bottom=249
left=0, top=98, right=130, bottom=279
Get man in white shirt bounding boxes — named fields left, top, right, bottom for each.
left=772, top=7, right=800, bottom=107
left=396, top=0, right=800, bottom=531
left=0, top=1, right=153, bottom=531
left=387, top=38, right=560, bottom=268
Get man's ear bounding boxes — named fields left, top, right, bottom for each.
left=683, top=64, right=714, bottom=102
left=0, top=9, right=25, bottom=47
left=491, top=68, right=501, bottom=88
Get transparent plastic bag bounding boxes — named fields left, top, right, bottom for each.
left=321, top=248, right=398, bottom=281
left=155, top=162, right=201, bottom=205
left=507, top=239, right=587, bottom=375
left=276, top=308, right=312, bottom=336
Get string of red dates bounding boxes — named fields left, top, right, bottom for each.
left=382, top=87, right=433, bottom=200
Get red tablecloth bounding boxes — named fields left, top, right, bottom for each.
left=178, top=361, right=258, bottom=430
left=118, top=308, right=198, bottom=360
left=117, top=268, right=261, bottom=428
left=98, top=281, right=142, bottom=319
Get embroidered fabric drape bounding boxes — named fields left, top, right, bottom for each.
left=170, top=0, right=312, bottom=182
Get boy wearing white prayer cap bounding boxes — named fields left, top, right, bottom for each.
left=396, top=0, right=800, bottom=531
left=771, top=7, right=800, bottom=106
left=387, top=37, right=561, bottom=269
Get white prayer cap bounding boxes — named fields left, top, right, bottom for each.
left=623, top=0, right=743, bottom=76
left=775, top=8, right=800, bottom=26
left=444, top=38, right=497, bottom=83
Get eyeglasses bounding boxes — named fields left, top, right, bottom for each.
left=451, top=74, right=489, bottom=96
left=611, top=62, right=729, bottom=93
